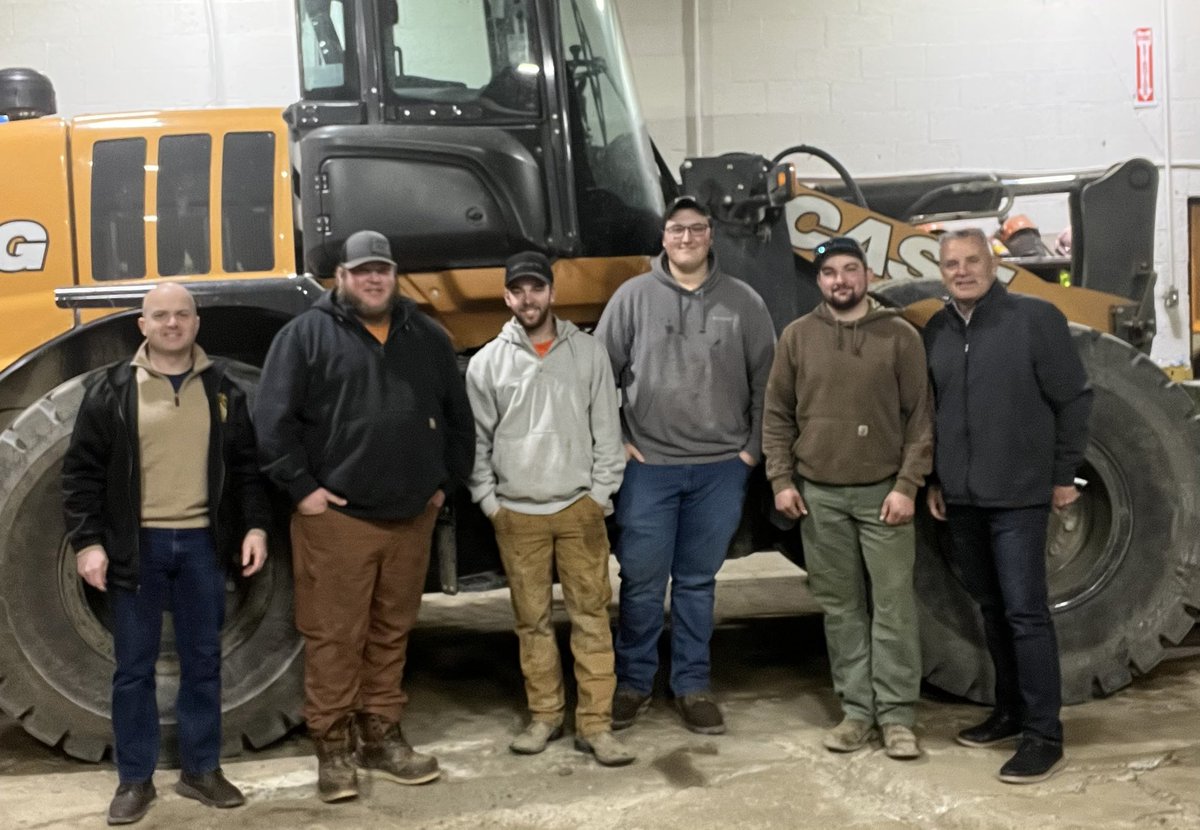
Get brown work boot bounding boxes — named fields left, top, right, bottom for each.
left=611, top=688, right=651, bottom=731
left=675, top=692, right=726, bottom=735
left=574, top=730, right=636, bottom=767
left=509, top=720, right=564, bottom=755
left=314, top=716, right=359, bottom=803
left=822, top=717, right=876, bottom=752
left=881, top=724, right=922, bottom=760
left=355, top=712, right=441, bottom=785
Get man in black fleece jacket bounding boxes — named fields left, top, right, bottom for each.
left=255, top=231, right=474, bottom=802
left=924, top=228, right=1091, bottom=785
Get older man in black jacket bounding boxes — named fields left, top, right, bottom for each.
left=924, top=228, right=1092, bottom=785
left=63, top=283, right=270, bottom=825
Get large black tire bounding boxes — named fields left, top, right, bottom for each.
left=872, top=279, right=1200, bottom=703
left=0, top=369, right=304, bottom=762
left=919, top=327, right=1200, bottom=703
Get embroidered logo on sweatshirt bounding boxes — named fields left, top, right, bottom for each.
left=857, top=424, right=869, bottom=437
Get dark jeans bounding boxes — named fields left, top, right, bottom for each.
left=614, top=456, right=751, bottom=697
left=110, top=528, right=225, bottom=782
left=945, top=504, right=1063, bottom=743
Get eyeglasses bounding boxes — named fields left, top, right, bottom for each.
left=665, top=223, right=711, bottom=239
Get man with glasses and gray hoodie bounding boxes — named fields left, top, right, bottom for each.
left=595, top=197, right=776, bottom=735
left=468, top=251, right=634, bottom=767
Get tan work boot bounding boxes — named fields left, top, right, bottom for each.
left=574, top=730, right=636, bottom=767
left=882, top=723, right=922, bottom=760
left=822, top=717, right=876, bottom=753
left=355, top=712, right=441, bottom=785
left=314, top=716, right=359, bottom=803
left=510, top=720, right=564, bottom=755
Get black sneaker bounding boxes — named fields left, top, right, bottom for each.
left=107, top=781, right=156, bottom=825
left=956, top=710, right=1022, bottom=748
left=675, top=692, right=726, bottom=735
left=611, top=688, right=651, bottom=731
left=997, top=737, right=1065, bottom=784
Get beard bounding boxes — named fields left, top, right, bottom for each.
left=826, top=287, right=866, bottom=311
left=337, top=282, right=397, bottom=322
left=516, top=304, right=551, bottom=332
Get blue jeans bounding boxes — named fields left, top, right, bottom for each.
left=110, top=528, right=225, bottom=782
left=614, top=457, right=751, bottom=696
left=945, top=504, right=1063, bottom=743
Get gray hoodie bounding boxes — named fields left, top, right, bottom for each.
left=594, top=252, right=776, bottom=465
left=467, top=316, right=625, bottom=516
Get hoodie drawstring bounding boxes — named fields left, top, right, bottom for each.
left=832, top=319, right=865, bottom=356
left=672, top=288, right=708, bottom=336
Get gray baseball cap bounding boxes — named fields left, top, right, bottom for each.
left=341, top=230, right=396, bottom=269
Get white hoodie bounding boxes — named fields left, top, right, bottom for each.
left=466, top=316, right=625, bottom=516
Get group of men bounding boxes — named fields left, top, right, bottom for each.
left=62, top=196, right=1090, bottom=825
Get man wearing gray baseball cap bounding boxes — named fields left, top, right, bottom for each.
left=255, top=229, right=475, bottom=802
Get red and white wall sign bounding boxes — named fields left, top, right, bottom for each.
left=1134, top=27, right=1155, bottom=107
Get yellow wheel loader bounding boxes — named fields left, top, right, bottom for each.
left=0, top=0, right=1193, bottom=761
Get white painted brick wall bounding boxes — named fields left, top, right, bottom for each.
left=617, top=0, right=1200, bottom=366
left=1, top=0, right=1196, bottom=361
left=4, top=0, right=299, bottom=112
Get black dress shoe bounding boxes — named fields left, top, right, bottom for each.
left=175, top=768, right=246, bottom=808
left=107, top=781, right=156, bottom=825
left=956, top=710, right=1021, bottom=748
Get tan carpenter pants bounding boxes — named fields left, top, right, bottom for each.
left=492, top=497, right=616, bottom=737
left=291, top=504, right=436, bottom=736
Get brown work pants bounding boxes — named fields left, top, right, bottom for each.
left=492, top=496, right=616, bottom=737
left=291, top=504, right=436, bottom=736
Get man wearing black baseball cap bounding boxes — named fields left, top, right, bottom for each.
left=764, top=231, right=932, bottom=761
left=467, top=250, right=633, bottom=766
left=811, top=236, right=867, bottom=272
left=255, top=229, right=474, bottom=802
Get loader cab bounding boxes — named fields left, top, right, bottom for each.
left=287, top=0, right=663, bottom=276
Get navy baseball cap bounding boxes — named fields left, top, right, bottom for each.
left=812, top=236, right=866, bottom=271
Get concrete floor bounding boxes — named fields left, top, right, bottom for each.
left=3, top=554, right=1199, bottom=829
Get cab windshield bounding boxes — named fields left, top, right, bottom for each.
left=380, top=0, right=542, bottom=118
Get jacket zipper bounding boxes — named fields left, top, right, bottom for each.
left=961, top=318, right=975, bottom=503
left=116, top=380, right=141, bottom=591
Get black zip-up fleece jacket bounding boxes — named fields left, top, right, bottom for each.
left=923, top=281, right=1092, bottom=508
left=254, top=291, right=475, bottom=520
left=62, top=355, right=272, bottom=591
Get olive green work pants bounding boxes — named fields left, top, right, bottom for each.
left=799, top=478, right=921, bottom=727
left=492, top=496, right=616, bottom=737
